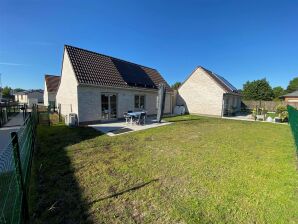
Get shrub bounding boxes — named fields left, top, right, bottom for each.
left=276, top=105, right=287, bottom=115
left=276, top=105, right=288, bottom=122
left=280, top=111, right=288, bottom=122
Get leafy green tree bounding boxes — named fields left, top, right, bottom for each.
left=171, top=82, right=182, bottom=90
left=2, top=86, right=12, bottom=98
left=242, top=79, right=273, bottom=100
left=14, top=88, right=25, bottom=92
left=272, top=86, right=285, bottom=99
left=286, top=77, right=298, bottom=93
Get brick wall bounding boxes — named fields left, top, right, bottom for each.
left=177, top=67, right=226, bottom=116
left=77, top=85, right=172, bottom=123
left=56, top=49, right=79, bottom=116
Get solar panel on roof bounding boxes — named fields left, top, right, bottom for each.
left=212, top=73, right=238, bottom=92
left=111, top=58, right=156, bottom=89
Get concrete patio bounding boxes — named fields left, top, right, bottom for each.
left=88, top=118, right=172, bottom=136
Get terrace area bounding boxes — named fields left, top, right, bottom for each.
left=88, top=117, right=171, bottom=136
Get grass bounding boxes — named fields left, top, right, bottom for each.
left=266, top=112, right=277, bottom=119
left=29, top=115, right=298, bottom=223
left=0, top=171, right=22, bottom=223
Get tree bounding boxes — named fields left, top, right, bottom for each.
left=286, top=77, right=298, bottom=93
left=242, top=79, right=273, bottom=101
left=14, top=88, right=25, bottom=92
left=171, top=82, right=182, bottom=90
left=2, top=86, right=12, bottom=98
left=272, top=86, right=285, bottom=99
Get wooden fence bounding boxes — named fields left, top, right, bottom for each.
left=242, top=100, right=286, bottom=111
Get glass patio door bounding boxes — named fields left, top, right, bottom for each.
left=101, top=94, right=117, bottom=120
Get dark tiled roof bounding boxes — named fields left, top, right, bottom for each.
left=45, top=75, right=60, bottom=92
left=15, top=89, right=44, bottom=95
left=199, top=66, right=239, bottom=94
left=65, top=45, right=172, bottom=91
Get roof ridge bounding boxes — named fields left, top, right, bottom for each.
left=45, top=74, right=60, bottom=78
left=64, top=44, right=158, bottom=71
left=45, top=74, right=60, bottom=76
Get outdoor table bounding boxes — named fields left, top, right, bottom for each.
left=126, top=112, right=145, bottom=125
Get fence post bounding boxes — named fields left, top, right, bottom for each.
left=11, top=132, right=30, bottom=223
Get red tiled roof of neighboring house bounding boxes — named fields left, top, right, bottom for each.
left=65, top=45, right=172, bottom=92
left=45, top=75, right=60, bottom=92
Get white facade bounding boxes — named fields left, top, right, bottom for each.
left=177, top=67, right=241, bottom=116
left=77, top=85, right=172, bottom=123
left=56, top=49, right=79, bottom=117
left=44, top=83, right=58, bottom=106
left=15, top=91, right=44, bottom=107
left=56, top=48, right=172, bottom=124
left=15, top=93, right=28, bottom=104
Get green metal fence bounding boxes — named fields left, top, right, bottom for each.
left=287, top=105, right=298, bottom=152
left=0, top=105, right=38, bottom=224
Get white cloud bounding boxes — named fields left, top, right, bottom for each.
left=24, top=41, right=55, bottom=46
left=0, top=62, right=28, bottom=66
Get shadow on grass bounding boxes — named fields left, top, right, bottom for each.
left=29, top=124, right=102, bottom=224
left=88, top=179, right=159, bottom=205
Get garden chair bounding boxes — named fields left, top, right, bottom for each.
left=135, top=112, right=146, bottom=125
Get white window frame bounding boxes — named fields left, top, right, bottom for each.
left=134, top=95, right=145, bottom=110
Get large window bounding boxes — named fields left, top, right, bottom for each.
left=135, top=95, right=145, bottom=109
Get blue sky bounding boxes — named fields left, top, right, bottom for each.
left=1, top=0, right=297, bottom=90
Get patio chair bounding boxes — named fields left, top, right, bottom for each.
left=123, top=112, right=131, bottom=124
left=136, top=112, right=146, bottom=125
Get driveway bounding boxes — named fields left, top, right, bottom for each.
left=0, top=113, right=25, bottom=150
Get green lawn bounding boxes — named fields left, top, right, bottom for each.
left=266, top=112, right=277, bottom=119
left=29, top=115, right=298, bottom=223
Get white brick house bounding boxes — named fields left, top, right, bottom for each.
left=44, top=75, right=60, bottom=107
left=14, top=90, right=44, bottom=107
left=56, top=45, right=173, bottom=125
left=177, top=66, right=241, bottom=116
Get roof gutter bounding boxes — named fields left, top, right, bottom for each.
left=78, top=83, right=173, bottom=94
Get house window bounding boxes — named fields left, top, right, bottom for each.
left=49, top=101, right=56, bottom=107
left=134, top=95, right=145, bottom=109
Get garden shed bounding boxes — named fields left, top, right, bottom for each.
left=177, top=66, right=241, bottom=116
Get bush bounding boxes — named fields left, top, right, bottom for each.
left=280, top=111, right=288, bottom=122
left=276, top=105, right=287, bottom=114
left=276, top=105, right=288, bottom=122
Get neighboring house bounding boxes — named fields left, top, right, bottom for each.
left=44, top=75, right=60, bottom=107
left=177, top=66, right=241, bottom=116
left=280, top=90, right=298, bottom=108
left=14, top=89, right=44, bottom=107
left=56, top=45, right=173, bottom=125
